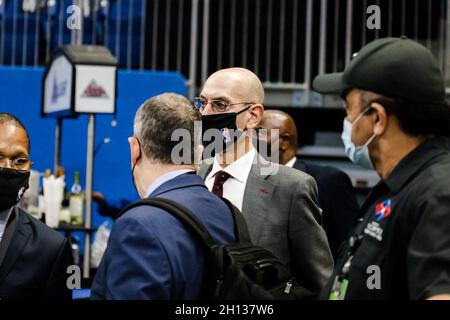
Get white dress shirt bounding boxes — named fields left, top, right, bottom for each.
left=285, top=156, right=297, bottom=168
left=205, top=148, right=256, bottom=211
left=0, top=207, right=13, bottom=243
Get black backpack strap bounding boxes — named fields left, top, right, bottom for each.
left=219, top=197, right=251, bottom=243
left=117, top=197, right=216, bottom=248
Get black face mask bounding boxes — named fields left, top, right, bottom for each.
left=0, top=167, right=30, bottom=212
left=201, top=106, right=250, bottom=158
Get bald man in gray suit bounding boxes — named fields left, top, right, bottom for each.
left=196, top=68, right=333, bottom=295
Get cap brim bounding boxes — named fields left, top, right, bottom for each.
left=312, top=72, right=349, bottom=94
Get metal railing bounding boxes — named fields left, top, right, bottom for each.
left=1, top=0, right=450, bottom=103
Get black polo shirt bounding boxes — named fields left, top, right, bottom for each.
left=321, top=137, right=450, bottom=300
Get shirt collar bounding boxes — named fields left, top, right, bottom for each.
left=207, top=147, right=256, bottom=183
left=145, top=169, right=195, bottom=198
left=384, top=137, right=450, bottom=193
left=285, top=156, right=297, bottom=168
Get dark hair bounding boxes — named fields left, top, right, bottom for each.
left=360, top=92, right=450, bottom=137
left=0, top=113, right=30, bottom=152
left=133, top=93, right=200, bottom=164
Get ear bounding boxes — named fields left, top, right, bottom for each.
left=370, top=102, right=387, bottom=136
left=246, top=104, right=265, bottom=129
left=128, top=136, right=140, bottom=167
left=279, top=134, right=291, bottom=152
left=194, top=144, right=204, bottom=164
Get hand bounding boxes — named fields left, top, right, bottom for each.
left=92, top=192, right=106, bottom=204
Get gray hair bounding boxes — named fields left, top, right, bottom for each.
left=133, top=93, right=200, bottom=164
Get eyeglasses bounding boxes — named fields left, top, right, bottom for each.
left=0, top=156, right=31, bottom=170
left=194, top=97, right=255, bottom=113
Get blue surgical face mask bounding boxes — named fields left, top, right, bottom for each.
left=341, top=107, right=377, bottom=169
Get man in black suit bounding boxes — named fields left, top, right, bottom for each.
left=0, top=113, right=73, bottom=299
left=258, top=110, right=360, bottom=258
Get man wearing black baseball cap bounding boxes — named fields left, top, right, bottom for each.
left=313, top=37, right=450, bottom=300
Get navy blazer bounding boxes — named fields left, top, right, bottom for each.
left=0, top=207, right=73, bottom=300
left=91, top=173, right=235, bottom=300
left=293, top=160, right=360, bottom=258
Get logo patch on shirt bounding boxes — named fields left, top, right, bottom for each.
left=364, top=221, right=383, bottom=241
left=375, top=199, right=391, bottom=221
left=221, top=128, right=231, bottom=144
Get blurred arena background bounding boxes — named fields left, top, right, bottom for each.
left=1, top=0, right=450, bottom=279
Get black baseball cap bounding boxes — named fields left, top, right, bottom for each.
left=313, top=36, right=447, bottom=104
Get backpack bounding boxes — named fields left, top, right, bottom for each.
left=118, top=197, right=315, bottom=300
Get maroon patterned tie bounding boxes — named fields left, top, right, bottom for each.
left=212, top=171, right=231, bottom=197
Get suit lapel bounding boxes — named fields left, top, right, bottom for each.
left=243, top=154, right=277, bottom=213
left=242, top=156, right=276, bottom=238
left=0, top=207, right=31, bottom=286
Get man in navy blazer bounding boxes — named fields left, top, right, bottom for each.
left=0, top=113, right=73, bottom=300
left=91, top=93, right=235, bottom=300
left=258, top=110, right=360, bottom=258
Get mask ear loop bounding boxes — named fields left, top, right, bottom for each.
left=235, top=105, right=254, bottom=139
left=235, top=105, right=252, bottom=115
left=351, top=106, right=372, bottom=125
left=363, top=131, right=378, bottom=148
left=356, top=105, right=378, bottom=152
left=350, top=104, right=378, bottom=145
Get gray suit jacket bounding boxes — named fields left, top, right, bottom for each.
left=197, top=154, right=334, bottom=294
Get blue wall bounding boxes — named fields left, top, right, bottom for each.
left=0, top=66, right=186, bottom=229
